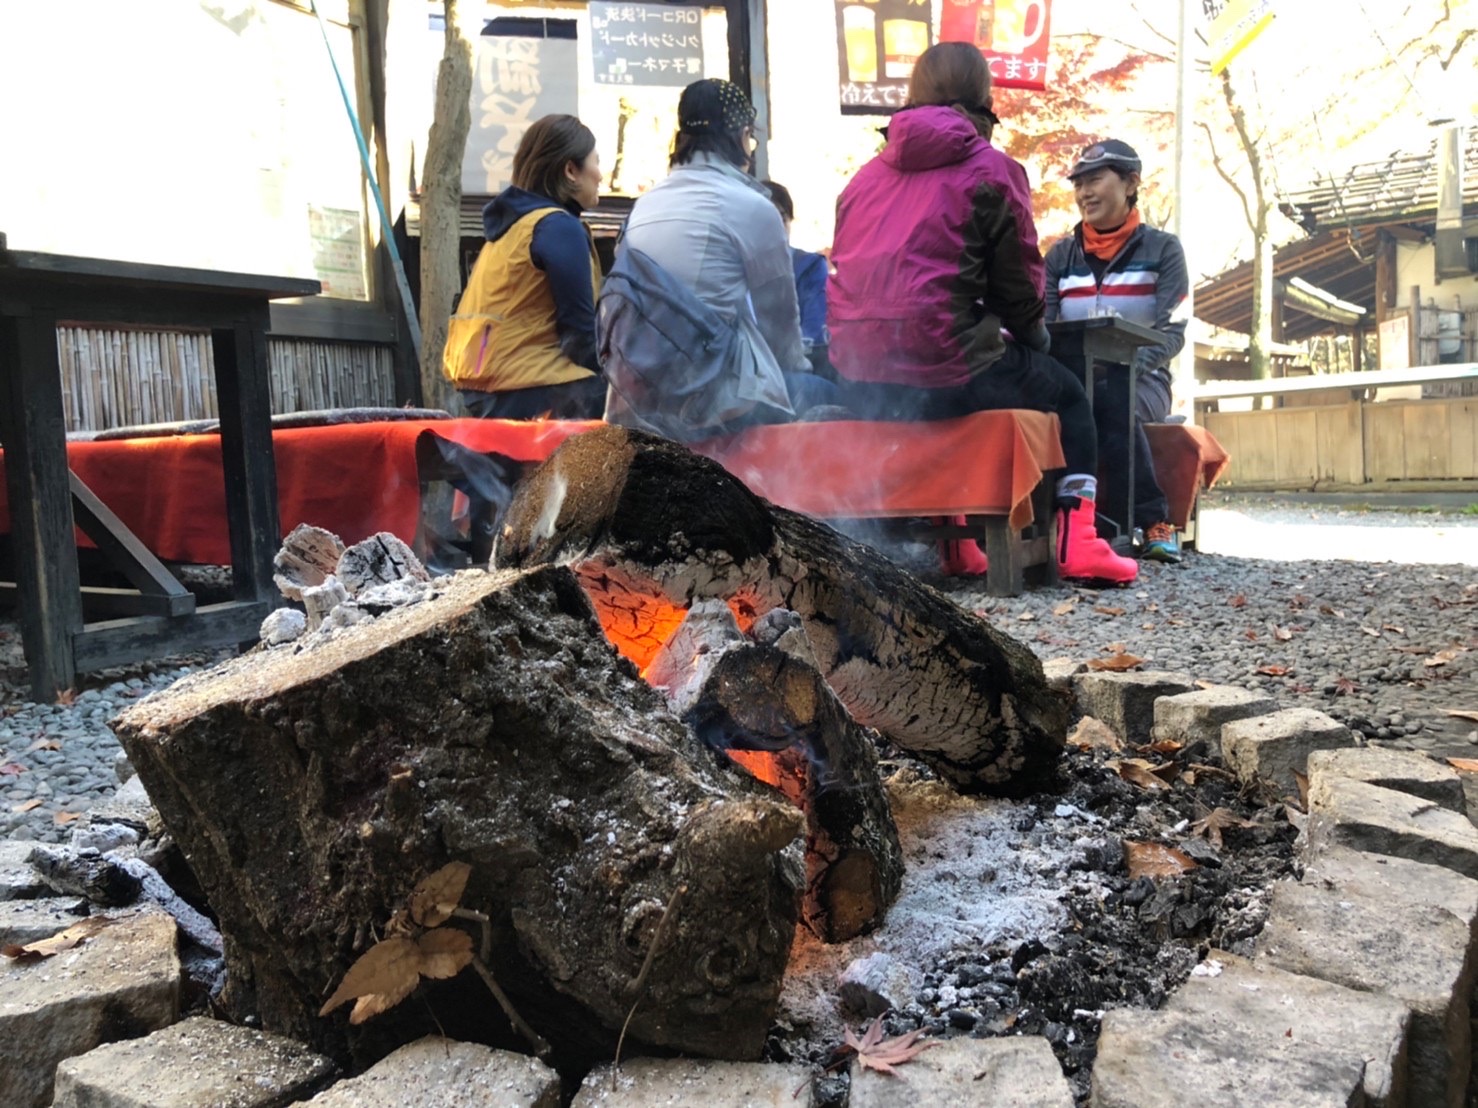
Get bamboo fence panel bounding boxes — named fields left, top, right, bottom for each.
left=55, top=327, right=396, bottom=431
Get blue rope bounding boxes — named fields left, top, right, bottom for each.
left=308, top=0, right=423, bottom=358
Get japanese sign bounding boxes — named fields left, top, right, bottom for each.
left=306, top=205, right=367, bottom=300
left=835, top=0, right=933, bottom=114
left=463, top=26, right=579, bottom=195
left=938, top=0, right=1052, bottom=92
left=590, top=2, right=703, bottom=88
left=1204, top=0, right=1275, bottom=76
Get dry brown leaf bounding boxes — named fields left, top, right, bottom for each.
left=1113, top=760, right=1170, bottom=792
left=1017, top=611, right=1037, bottom=622
left=1446, top=757, right=1478, bottom=774
left=53, top=811, right=82, bottom=826
left=1086, top=653, right=1145, bottom=673
left=349, top=982, right=419, bottom=1026
left=1195, top=679, right=1217, bottom=690
left=1139, top=739, right=1184, bottom=756
left=1360, top=626, right=1381, bottom=637
left=1383, top=625, right=1405, bottom=636
left=12, top=798, right=43, bottom=813
left=1274, top=627, right=1294, bottom=642
left=1124, top=840, right=1197, bottom=880
left=1094, top=605, right=1126, bottom=617
left=1052, top=599, right=1078, bottom=616
left=417, top=927, right=474, bottom=980
left=0, top=762, right=24, bottom=777
left=2, top=916, right=113, bottom=962
left=26, top=739, right=62, bottom=753
left=1443, top=710, right=1478, bottom=723
left=1103, top=641, right=1128, bottom=654
left=1426, top=649, right=1462, bottom=669
left=1067, top=717, right=1122, bottom=752
left=1293, top=769, right=1310, bottom=809
left=1228, top=594, right=1247, bottom=608
left=1189, top=807, right=1259, bottom=850
left=319, top=936, right=420, bottom=1018
left=55, top=687, right=78, bottom=706
left=1141, top=622, right=1156, bottom=630
left=1257, top=664, right=1290, bottom=676
left=844, top=1016, right=937, bottom=1077
left=1243, top=629, right=1259, bottom=641
left=409, top=862, right=472, bottom=928
left=1147, top=760, right=1180, bottom=784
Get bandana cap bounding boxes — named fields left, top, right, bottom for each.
left=678, top=79, right=756, bottom=136
left=1067, top=139, right=1141, bottom=181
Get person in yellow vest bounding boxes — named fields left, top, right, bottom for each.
left=444, top=114, right=605, bottom=419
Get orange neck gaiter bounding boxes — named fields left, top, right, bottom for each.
left=1082, top=208, right=1141, bottom=260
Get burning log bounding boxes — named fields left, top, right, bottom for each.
left=112, top=567, right=805, bottom=1069
left=496, top=427, right=1067, bottom=796
left=647, top=602, right=904, bottom=942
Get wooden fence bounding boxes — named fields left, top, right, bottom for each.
left=1204, top=397, right=1478, bottom=488
left=56, top=326, right=399, bottom=432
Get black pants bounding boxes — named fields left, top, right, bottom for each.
left=838, top=342, right=1097, bottom=476
left=459, top=376, right=606, bottom=421
left=1092, top=367, right=1171, bottom=531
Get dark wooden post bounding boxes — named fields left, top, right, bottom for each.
left=726, top=0, right=771, bottom=180
left=212, top=316, right=281, bottom=603
left=0, top=306, right=84, bottom=699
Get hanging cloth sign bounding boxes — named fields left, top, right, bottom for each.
left=835, top=0, right=934, bottom=114
left=938, top=0, right=1052, bottom=92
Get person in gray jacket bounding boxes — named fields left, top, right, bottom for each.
left=604, top=79, right=834, bottom=438
left=1045, top=139, right=1190, bottom=563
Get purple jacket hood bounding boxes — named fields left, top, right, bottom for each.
left=880, top=106, right=983, bottom=173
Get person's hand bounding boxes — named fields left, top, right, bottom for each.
left=1022, top=319, right=1051, bottom=355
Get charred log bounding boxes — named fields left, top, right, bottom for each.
left=496, top=427, right=1067, bottom=795
left=647, top=602, right=904, bottom=942
left=112, top=567, right=804, bottom=1071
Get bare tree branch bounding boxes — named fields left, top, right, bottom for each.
left=1197, top=120, right=1255, bottom=232
left=1056, top=31, right=1175, bottom=64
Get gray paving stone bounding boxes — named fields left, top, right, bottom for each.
left=300, top=1038, right=557, bottom=1107
left=1307, top=746, right=1466, bottom=814
left=1256, top=878, right=1474, bottom=1108
left=0, top=895, right=89, bottom=946
left=1090, top=1007, right=1368, bottom=1107
left=1072, top=670, right=1196, bottom=745
left=0, top=911, right=179, bottom=1108
left=1300, top=843, right=1478, bottom=946
left=0, top=838, right=49, bottom=900
left=1041, top=658, right=1086, bottom=695
left=574, top=1059, right=813, bottom=1107
left=1151, top=686, right=1277, bottom=753
left=1222, top=708, right=1355, bottom=795
left=1308, top=775, right=1478, bottom=880
left=52, top=1015, right=337, bottom=1107
left=851, top=1035, right=1071, bottom=1107
left=1166, top=952, right=1410, bottom=1107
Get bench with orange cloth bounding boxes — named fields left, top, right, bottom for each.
left=2, top=412, right=1226, bottom=596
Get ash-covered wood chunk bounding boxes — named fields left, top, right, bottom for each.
left=112, top=566, right=803, bottom=1072
left=273, top=524, right=346, bottom=601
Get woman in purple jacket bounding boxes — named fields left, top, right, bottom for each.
left=828, top=42, right=1134, bottom=586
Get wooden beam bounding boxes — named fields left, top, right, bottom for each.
left=68, top=472, right=195, bottom=617
left=726, top=0, right=770, bottom=180
left=0, top=306, right=84, bottom=700
left=1375, top=230, right=1397, bottom=324
left=72, top=601, right=270, bottom=673
left=212, top=319, right=282, bottom=604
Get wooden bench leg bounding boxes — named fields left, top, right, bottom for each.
left=982, top=518, right=1025, bottom=597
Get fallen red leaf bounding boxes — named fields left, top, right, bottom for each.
left=0, top=763, right=25, bottom=777
left=1228, top=594, right=1247, bottom=608
left=1094, top=605, right=1126, bottom=617
left=1257, top=665, right=1289, bottom=676
left=1124, top=840, right=1197, bottom=880
left=1086, top=653, right=1145, bottom=672
left=844, top=1017, right=937, bottom=1077
left=1446, top=757, right=1478, bottom=773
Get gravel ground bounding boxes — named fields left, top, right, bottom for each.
left=2, top=501, right=1474, bottom=837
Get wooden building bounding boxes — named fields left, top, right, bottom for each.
left=1191, top=135, right=1478, bottom=490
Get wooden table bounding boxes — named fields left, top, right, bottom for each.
left=1047, top=317, right=1163, bottom=549
left=0, top=239, right=319, bottom=701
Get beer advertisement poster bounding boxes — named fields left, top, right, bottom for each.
left=835, top=0, right=933, bottom=114
left=939, top=0, right=1053, bottom=91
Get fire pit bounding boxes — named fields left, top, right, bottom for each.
left=104, top=428, right=1320, bottom=1105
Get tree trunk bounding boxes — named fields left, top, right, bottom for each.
left=1220, top=67, right=1274, bottom=380
left=418, top=0, right=474, bottom=412
left=112, top=567, right=805, bottom=1071
left=495, top=426, right=1069, bottom=796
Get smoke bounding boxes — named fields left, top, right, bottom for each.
left=532, top=462, right=568, bottom=544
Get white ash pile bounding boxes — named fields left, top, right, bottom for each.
left=259, top=525, right=440, bottom=646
